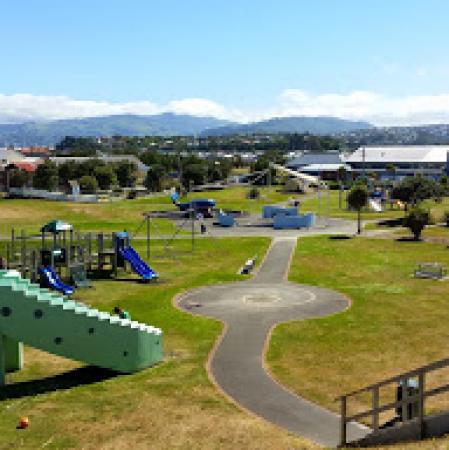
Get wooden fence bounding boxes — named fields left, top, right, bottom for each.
left=338, top=356, right=449, bottom=447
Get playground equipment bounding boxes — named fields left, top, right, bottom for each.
left=262, top=204, right=316, bottom=230
left=39, top=266, right=74, bottom=295
left=269, top=163, right=330, bottom=226
left=4, top=228, right=121, bottom=282
left=368, top=189, right=384, bottom=212
left=369, top=198, right=383, bottom=212
left=3, top=225, right=160, bottom=289
left=170, top=192, right=216, bottom=218
left=273, top=212, right=316, bottom=229
left=218, top=211, right=236, bottom=227
left=262, top=205, right=298, bottom=219
left=0, top=269, right=163, bottom=385
left=116, top=232, right=158, bottom=281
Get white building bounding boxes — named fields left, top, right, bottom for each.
left=346, top=145, right=449, bottom=179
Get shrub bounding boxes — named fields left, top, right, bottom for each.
left=247, top=187, right=260, bottom=199
left=403, top=206, right=429, bottom=240
left=94, top=165, right=117, bottom=190
left=79, top=175, right=98, bottom=194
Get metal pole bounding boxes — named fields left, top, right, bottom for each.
left=191, top=208, right=195, bottom=252
left=0, top=335, right=6, bottom=386
left=146, top=216, right=150, bottom=259
left=11, top=229, right=15, bottom=263
left=87, top=233, right=92, bottom=271
left=418, top=373, right=425, bottom=438
left=31, top=250, right=37, bottom=282
left=21, top=230, right=26, bottom=278
left=340, top=396, right=347, bottom=447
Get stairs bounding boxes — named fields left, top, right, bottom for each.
left=0, top=270, right=163, bottom=377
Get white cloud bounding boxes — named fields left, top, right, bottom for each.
left=3, top=90, right=449, bottom=127
left=274, top=89, right=449, bottom=126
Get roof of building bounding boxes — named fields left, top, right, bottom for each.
left=346, top=146, right=449, bottom=164
left=287, top=152, right=344, bottom=168
left=7, top=161, right=39, bottom=172
left=301, top=163, right=352, bottom=172
left=20, top=146, right=51, bottom=156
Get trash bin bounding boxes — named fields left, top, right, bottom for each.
left=396, top=378, right=419, bottom=421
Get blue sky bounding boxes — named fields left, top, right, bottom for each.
left=1, top=0, right=449, bottom=125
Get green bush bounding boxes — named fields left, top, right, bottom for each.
left=79, top=175, right=98, bottom=194
left=403, top=206, right=429, bottom=240
left=247, top=187, right=260, bottom=199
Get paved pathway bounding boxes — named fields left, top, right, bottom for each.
left=176, top=238, right=369, bottom=447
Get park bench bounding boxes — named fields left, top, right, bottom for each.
left=240, top=255, right=257, bottom=275
left=413, top=262, right=447, bottom=280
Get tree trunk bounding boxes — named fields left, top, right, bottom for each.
left=357, top=209, right=361, bottom=234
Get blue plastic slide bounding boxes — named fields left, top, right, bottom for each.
left=119, top=246, right=159, bottom=281
left=39, top=266, right=75, bottom=295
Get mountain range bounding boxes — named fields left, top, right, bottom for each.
left=202, top=116, right=373, bottom=136
left=0, top=114, right=373, bottom=146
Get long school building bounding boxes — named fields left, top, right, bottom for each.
left=345, top=145, right=449, bottom=180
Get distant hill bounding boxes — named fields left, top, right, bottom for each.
left=202, top=116, right=374, bottom=136
left=0, top=113, right=232, bottom=146
left=336, top=123, right=449, bottom=146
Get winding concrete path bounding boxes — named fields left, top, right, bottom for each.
left=177, top=238, right=369, bottom=447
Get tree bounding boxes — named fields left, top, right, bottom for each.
left=94, top=165, right=117, bottom=190
left=404, top=206, right=429, bottom=240
left=55, top=136, right=100, bottom=156
left=347, top=184, right=368, bottom=234
left=58, top=161, right=78, bottom=188
left=115, top=161, right=137, bottom=188
left=79, top=175, right=98, bottom=194
left=33, top=160, right=59, bottom=191
left=144, top=164, right=166, bottom=192
left=391, top=176, right=441, bottom=210
left=181, top=163, right=207, bottom=188
left=8, top=169, right=30, bottom=188
left=385, top=163, right=396, bottom=179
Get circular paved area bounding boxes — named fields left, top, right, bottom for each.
left=176, top=238, right=369, bottom=447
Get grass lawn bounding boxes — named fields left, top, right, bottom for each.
left=0, top=186, right=293, bottom=239
left=268, top=236, right=449, bottom=435
left=0, top=197, right=180, bottom=237
left=0, top=237, right=318, bottom=449
left=159, top=186, right=293, bottom=214
left=300, top=191, right=449, bottom=225
left=299, top=190, right=403, bottom=221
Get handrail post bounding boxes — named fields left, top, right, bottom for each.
left=401, top=377, right=409, bottom=422
left=418, top=372, right=425, bottom=439
left=372, top=386, right=379, bottom=431
left=340, top=396, right=347, bottom=447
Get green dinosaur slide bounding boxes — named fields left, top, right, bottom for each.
left=0, top=270, right=163, bottom=385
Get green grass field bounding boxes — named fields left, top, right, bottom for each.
left=143, top=185, right=293, bottom=213
left=2, top=193, right=449, bottom=448
left=0, top=186, right=293, bottom=239
left=0, top=237, right=320, bottom=449
left=268, top=236, right=449, bottom=435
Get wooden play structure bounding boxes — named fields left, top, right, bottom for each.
left=4, top=228, right=123, bottom=284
